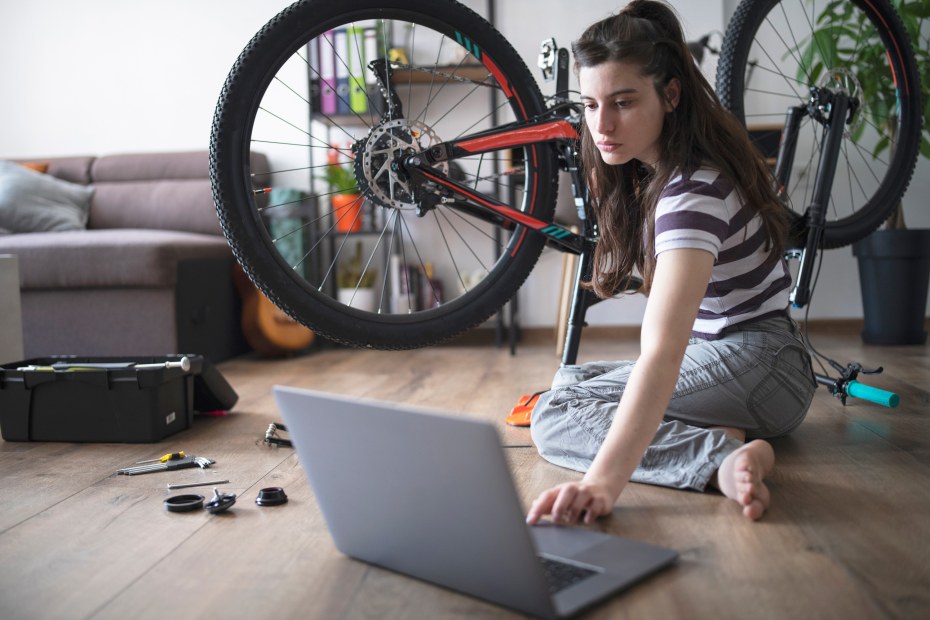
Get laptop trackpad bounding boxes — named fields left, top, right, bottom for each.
left=530, top=521, right=678, bottom=572
left=530, top=522, right=611, bottom=557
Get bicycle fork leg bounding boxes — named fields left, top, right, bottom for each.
left=790, top=93, right=850, bottom=308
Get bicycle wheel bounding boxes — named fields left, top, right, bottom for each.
left=211, top=0, right=558, bottom=349
left=716, top=0, right=921, bottom=248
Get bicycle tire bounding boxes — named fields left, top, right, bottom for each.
left=211, top=0, right=558, bottom=349
left=716, top=0, right=921, bottom=249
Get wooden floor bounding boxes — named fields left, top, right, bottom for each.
left=1, top=324, right=928, bottom=619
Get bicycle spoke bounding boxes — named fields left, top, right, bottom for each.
left=776, top=1, right=808, bottom=82
left=453, top=96, right=514, bottom=141
left=762, top=16, right=810, bottom=92
left=408, top=24, right=419, bottom=111
left=448, top=206, right=508, bottom=249
left=413, top=51, right=484, bottom=125
left=746, top=63, right=809, bottom=92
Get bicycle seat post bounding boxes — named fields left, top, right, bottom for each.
left=554, top=46, right=570, bottom=101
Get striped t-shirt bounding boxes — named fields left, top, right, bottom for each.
left=654, top=167, right=791, bottom=339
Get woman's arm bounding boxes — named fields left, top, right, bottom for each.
left=526, top=247, right=714, bottom=525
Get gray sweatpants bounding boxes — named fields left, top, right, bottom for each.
left=530, top=316, right=816, bottom=491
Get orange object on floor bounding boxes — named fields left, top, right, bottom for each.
left=506, top=392, right=544, bottom=427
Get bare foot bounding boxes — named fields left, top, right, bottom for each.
left=713, top=440, right=775, bottom=521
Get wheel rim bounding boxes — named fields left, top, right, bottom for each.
left=216, top=4, right=551, bottom=345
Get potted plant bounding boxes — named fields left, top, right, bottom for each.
left=319, top=157, right=364, bottom=233
left=801, top=1, right=930, bottom=344
left=337, top=241, right=378, bottom=311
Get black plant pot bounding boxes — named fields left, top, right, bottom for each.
left=852, top=229, right=930, bottom=345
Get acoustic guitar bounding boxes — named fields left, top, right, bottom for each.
left=233, top=265, right=315, bottom=356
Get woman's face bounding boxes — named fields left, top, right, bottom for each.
left=579, top=60, right=679, bottom=168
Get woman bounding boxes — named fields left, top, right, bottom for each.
left=526, top=0, right=816, bottom=524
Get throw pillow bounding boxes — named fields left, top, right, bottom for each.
left=0, top=160, right=94, bottom=232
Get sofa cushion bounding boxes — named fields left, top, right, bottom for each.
left=90, top=179, right=222, bottom=236
left=0, top=228, right=232, bottom=289
left=85, top=151, right=271, bottom=236
left=91, top=151, right=212, bottom=182
left=0, top=161, right=94, bottom=233
left=86, top=151, right=218, bottom=236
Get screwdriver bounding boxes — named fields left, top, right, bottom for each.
left=136, top=451, right=185, bottom=464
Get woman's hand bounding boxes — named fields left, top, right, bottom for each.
left=526, top=479, right=617, bottom=525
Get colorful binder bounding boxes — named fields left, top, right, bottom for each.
left=318, top=30, right=337, bottom=115
left=363, top=27, right=385, bottom=116
left=333, top=28, right=351, bottom=115
left=307, top=39, right=321, bottom=112
left=346, top=26, right=368, bottom=114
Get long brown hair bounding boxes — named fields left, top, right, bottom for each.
left=574, top=0, right=787, bottom=298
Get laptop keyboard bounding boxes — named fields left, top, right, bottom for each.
left=538, top=556, right=599, bottom=593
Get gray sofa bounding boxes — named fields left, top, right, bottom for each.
left=0, top=150, right=267, bottom=362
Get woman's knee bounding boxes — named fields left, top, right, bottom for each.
left=530, top=388, right=615, bottom=468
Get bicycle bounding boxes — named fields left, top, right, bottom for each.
left=210, top=0, right=920, bottom=407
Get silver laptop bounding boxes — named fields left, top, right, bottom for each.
left=273, top=385, right=677, bottom=619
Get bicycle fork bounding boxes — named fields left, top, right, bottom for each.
left=775, top=90, right=899, bottom=408
left=781, top=89, right=851, bottom=308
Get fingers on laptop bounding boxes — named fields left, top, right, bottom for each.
left=526, top=487, right=559, bottom=524
left=527, top=483, right=610, bottom=525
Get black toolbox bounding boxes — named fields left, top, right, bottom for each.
left=0, top=355, right=238, bottom=443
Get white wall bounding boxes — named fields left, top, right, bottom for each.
left=0, top=1, right=289, bottom=157
left=1, top=0, right=926, bottom=327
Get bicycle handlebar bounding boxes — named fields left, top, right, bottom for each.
left=845, top=380, right=900, bottom=408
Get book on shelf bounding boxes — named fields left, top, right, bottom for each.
left=346, top=26, right=368, bottom=114
left=389, top=254, right=443, bottom=313
left=333, top=28, right=351, bottom=115
left=363, top=27, right=386, bottom=116
left=318, top=30, right=338, bottom=115
left=308, top=39, right=321, bottom=112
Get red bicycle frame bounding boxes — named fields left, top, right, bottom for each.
left=403, top=114, right=588, bottom=255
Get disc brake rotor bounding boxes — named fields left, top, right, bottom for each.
left=817, top=68, right=865, bottom=138
left=355, top=118, right=448, bottom=211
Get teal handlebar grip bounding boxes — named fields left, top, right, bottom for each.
left=846, top=380, right=900, bottom=408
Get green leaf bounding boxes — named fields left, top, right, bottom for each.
left=813, top=28, right=839, bottom=67
left=809, top=62, right=824, bottom=85
left=803, top=0, right=930, bottom=164
left=901, top=0, right=930, bottom=19
left=871, top=135, right=891, bottom=159
left=851, top=120, right=867, bottom=145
